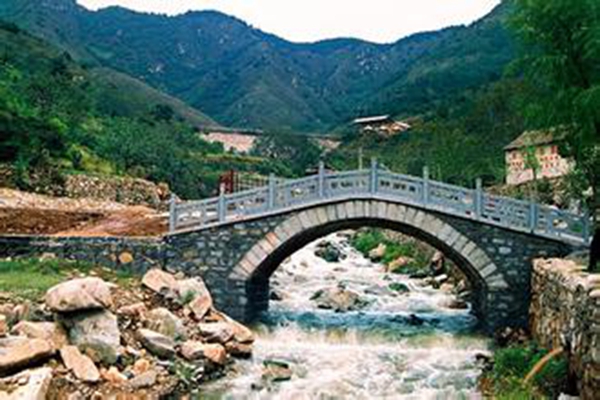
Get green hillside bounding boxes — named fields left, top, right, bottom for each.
left=0, top=0, right=515, bottom=133
left=0, top=22, right=231, bottom=198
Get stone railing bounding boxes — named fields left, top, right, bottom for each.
left=530, top=258, right=600, bottom=400
left=170, top=160, right=591, bottom=245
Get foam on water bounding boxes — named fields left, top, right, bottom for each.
left=201, top=232, right=490, bottom=399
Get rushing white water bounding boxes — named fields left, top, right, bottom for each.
left=202, top=232, right=490, bottom=399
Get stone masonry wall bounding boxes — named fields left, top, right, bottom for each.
left=0, top=236, right=165, bottom=275
left=530, top=258, right=600, bottom=400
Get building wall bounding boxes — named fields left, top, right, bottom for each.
left=530, top=258, right=600, bottom=400
left=506, top=144, right=572, bottom=185
left=203, top=132, right=258, bottom=153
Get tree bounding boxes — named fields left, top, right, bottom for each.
left=510, top=0, right=600, bottom=270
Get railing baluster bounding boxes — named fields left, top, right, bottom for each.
left=318, top=161, right=326, bottom=198
left=268, top=174, right=276, bottom=210
left=422, top=166, right=430, bottom=205
left=370, top=158, right=378, bottom=195
left=218, top=188, right=226, bottom=223
left=474, top=178, right=483, bottom=220
left=529, top=201, right=537, bottom=233
left=168, top=193, right=177, bottom=233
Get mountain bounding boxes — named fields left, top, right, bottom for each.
left=0, top=0, right=515, bottom=133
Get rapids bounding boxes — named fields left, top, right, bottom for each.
left=202, top=232, right=490, bottom=399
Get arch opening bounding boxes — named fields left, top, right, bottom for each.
left=242, top=217, right=489, bottom=326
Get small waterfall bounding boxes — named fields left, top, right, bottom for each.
left=202, top=232, right=490, bottom=399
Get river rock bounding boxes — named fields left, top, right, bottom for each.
left=187, top=293, right=213, bottom=321
left=144, top=308, right=186, bottom=340
left=11, top=321, right=69, bottom=351
left=181, top=341, right=227, bottom=365
left=117, top=302, right=148, bottom=318
left=198, top=323, right=234, bottom=344
left=0, top=316, right=6, bottom=338
left=389, top=282, right=410, bottom=294
left=262, top=360, right=292, bottom=382
left=215, top=312, right=255, bottom=344
left=368, top=243, right=387, bottom=261
left=142, top=269, right=178, bottom=298
left=225, top=341, right=253, bottom=358
left=60, top=346, right=100, bottom=383
left=60, top=309, right=121, bottom=365
left=203, top=343, right=227, bottom=365
left=315, top=241, right=344, bottom=263
left=0, top=367, right=53, bottom=400
left=177, top=278, right=211, bottom=303
left=132, top=358, right=151, bottom=375
left=0, top=338, right=54, bottom=375
left=388, top=256, right=414, bottom=273
left=137, top=329, right=175, bottom=359
left=311, top=287, right=368, bottom=312
left=443, top=298, right=469, bottom=310
left=101, top=366, right=128, bottom=386
left=45, top=277, right=114, bottom=313
left=128, top=370, right=158, bottom=390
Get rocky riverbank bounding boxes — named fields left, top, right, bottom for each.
left=0, top=268, right=254, bottom=398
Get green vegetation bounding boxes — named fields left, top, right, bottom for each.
left=351, top=229, right=431, bottom=273
left=509, top=0, right=600, bottom=270
left=0, top=0, right=514, bottom=133
left=0, top=22, right=296, bottom=198
left=486, top=343, right=569, bottom=399
left=0, top=257, right=135, bottom=300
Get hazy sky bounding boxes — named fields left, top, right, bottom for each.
left=77, top=0, right=501, bottom=43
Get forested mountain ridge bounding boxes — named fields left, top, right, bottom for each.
left=0, top=0, right=515, bottom=133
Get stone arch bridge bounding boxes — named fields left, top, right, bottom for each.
left=164, top=162, right=590, bottom=333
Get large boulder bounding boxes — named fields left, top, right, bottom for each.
left=0, top=338, right=54, bottom=375
left=198, top=323, right=234, bottom=344
left=59, top=309, right=121, bottom=365
left=180, top=341, right=227, bottom=365
left=0, top=367, right=53, bottom=400
left=187, top=294, right=213, bottom=321
left=11, top=321, right=69, bottom=351
left=60, top=346, right=100, bottom=383
left=45, top=278, right=114, bottom=313
left=141, top=269, right=178, bottom=298
left=137, top=329, right=175, bottom=359
left=144, top=308, right=186, bottom=340
left=311, top=287, right=368, bottom=312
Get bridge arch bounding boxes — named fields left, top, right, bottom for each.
left=229, top=200, right=510, bottom=329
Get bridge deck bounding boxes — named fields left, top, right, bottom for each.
left=169, top=161, right=591, bottom=246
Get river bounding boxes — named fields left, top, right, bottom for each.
left=202, top=232, right=490, bottom=399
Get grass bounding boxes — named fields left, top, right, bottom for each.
left=0, top=258, right=135, bottom=300
left=485, top=343, right=569, bottom=399
left=351, top=229, right=431, bottom=273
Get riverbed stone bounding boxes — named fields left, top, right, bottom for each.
left=0, top=338, right=54, bottom=375
left=311, top=287, right=368, bottom=312
left=60, top=345, right=101, bottom=383
left=0, top=367, right=53, bottom=399
left=59, top=309, right=121, bottom=365
left=137, top=329, right=175, bottom=359
left=197, top=323, right=234, bottom=344
left=11, top=321, right=69, bottom=351
left=45, top=277, right=114, bottom=312
left=144, top=308, right=186, bottom=340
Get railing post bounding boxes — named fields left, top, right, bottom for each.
left=582, top=208, right=591, bottom=245
left=370, top=158, right=378, bottom=195
left=218, top=186, right=226, bottom=223
left=474, top=178, right=483, bottom=220
left=318, top=161, right=326, bottom=198
left=268, top=173, right=276, bottom=210
left=422, top=166, right=430, bottom=205
left=529, top=201, right=538, bottom=233
left=168, top=193, right=177, bottom=233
